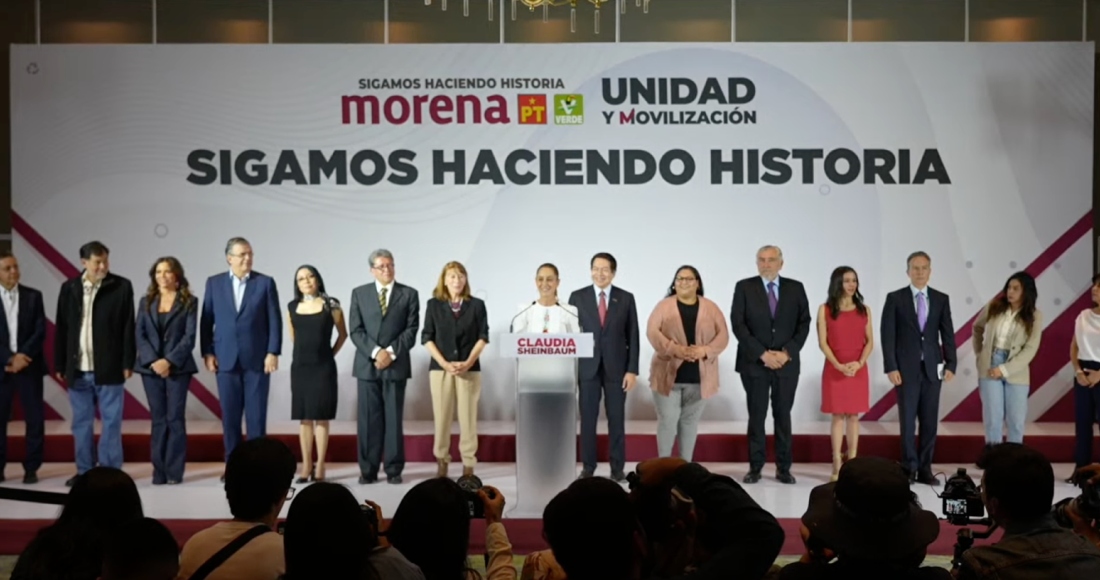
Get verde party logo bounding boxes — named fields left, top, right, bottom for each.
left=553, top=94, right=584, bottom=125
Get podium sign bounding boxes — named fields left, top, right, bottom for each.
left=499, top=333, right=594, bottom=358
left=500, top=332, right=592, bottom=518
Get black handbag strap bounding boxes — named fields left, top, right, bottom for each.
left=188, top=524, right=270, bottom=580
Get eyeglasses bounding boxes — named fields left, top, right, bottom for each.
left=372, top=264, right=394, bottom=271
left=675, top=277, right=697, bottom=283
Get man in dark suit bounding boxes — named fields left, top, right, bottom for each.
left=55, top=241, right=136, bottom=486
left=730, top=245, right=811, bottom=484
left=348, top=248, right=420, bottom=484
left=568, top=252, right=639, bottom=481
left=200, top=237, right=282, bottom=476
left=881, top=251, right=956, bottom=485
left=0, top=251, right=47, bottom=484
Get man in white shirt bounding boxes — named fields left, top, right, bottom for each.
left=53, top=241, right=135, bottom=487
left=200, top=237, right=282, bottom=480
left=348, top=249, right=420, bottom=484
left=0, top=251, right=47, bottom=484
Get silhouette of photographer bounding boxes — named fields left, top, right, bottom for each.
left=781, top=457, right=949, bottom=579
left=955, top=444, right=1100, bottom=580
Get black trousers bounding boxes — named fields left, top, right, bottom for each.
left=896, top=372, right=941, bottom=475
left=1074, top=360, right=1100, bottom=467
left=357, top=378, right=407, bottom=478
left=0, top=372, right=44, bottom=473
left=742, top=372, right=797, bottom=472
left=579, top=367, right=626, bottom=474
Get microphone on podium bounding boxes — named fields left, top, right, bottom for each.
left=509, top=301, right=537, bottom=333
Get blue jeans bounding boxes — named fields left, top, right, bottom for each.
left=69, top=372, right=125, bottom=473
left=978, top=349, right=1029, bottom=444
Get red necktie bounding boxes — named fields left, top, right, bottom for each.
left=599, top=291, right=607, bottom=327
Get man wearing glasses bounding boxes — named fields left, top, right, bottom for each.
left=568, top=252, right=640, bottom=481
left=349, top=249, right=420, bottom=484
left=201, top=237, right=282, bottom=481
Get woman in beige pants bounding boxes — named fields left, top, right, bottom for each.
left=422, top=261, right=490, bottom=478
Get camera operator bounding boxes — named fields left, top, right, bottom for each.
left=385, top=477, right=514, bottom=580
left=781, top=457, right=949, bottom=579
left=1054, top=463, right=1100, bottom=550
left=955, top=444, right=1100, bottom=580
left=628, top=457, right=784, bottom=580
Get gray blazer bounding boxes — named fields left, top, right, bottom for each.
left=348, top=281, right=420, bottom=381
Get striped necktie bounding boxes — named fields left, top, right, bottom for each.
left=379, top=287, right=388, bottom=316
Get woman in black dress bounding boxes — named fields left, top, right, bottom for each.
left=288, top=265, right=347, bottom=483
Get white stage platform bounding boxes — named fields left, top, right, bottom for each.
left=0, top=461, right=1084, bottom=521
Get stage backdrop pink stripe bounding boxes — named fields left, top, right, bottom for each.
left=1038, top=382, right=1077, bottom=422
left=943, top=289, right=1091, bottom=421
left=12, top=212, right=222, bottom=419
left=863, top=211, right=1093, bottom=421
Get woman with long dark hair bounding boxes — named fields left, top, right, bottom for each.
left=386, top=477, right=513, bottom=580
left=816, top=266, right=873, bottom=481
left=134, top=256, right=198, bottom=484
left=287, top=265, right=347, bottom=483
left=284, top=482, right=423, bottom=580
left=973, top=271, right=1041, bottom=466
left=645, top=265, right=729, bottom=461
left=12, top=467, right=144, bottom=580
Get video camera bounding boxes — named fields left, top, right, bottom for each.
left=1052, top=472, right=1100, bottom=529
left=941, top=467, right=985, bottom=525
left=939, top=468, right=998, bottom=571
left=456, top=473, right=495, bottom=519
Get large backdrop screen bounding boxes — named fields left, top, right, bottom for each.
left=10, top=43, right=1093, bottom=425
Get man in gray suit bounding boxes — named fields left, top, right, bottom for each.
left=349, top=249, right=420, bottom=484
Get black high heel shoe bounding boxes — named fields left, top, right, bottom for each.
left=296, top=468, right=314, bottom=484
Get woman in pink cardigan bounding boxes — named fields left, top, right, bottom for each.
left=646, top=265, right=730, bottom=461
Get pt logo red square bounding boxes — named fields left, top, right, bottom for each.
left=518, top=94, right=548, bottom=124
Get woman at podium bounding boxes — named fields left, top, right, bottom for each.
left=646, top=265, right=730, bottom=461
left=511, top=263, right=580, bottom=333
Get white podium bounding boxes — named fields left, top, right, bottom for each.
left=499, top=332, right=593, bottom=518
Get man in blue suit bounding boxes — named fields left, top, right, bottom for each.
left=201, top=237, right=282, bottom=477
left=0, top=251, right=47, bottom=484
left=881, top=251, right=957, bottom=485
left=568, top=252, right=639, bottom=482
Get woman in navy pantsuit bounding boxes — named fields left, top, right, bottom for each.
left=135, top=257, right=198, bottom=484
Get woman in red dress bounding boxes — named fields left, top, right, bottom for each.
left=816, top=266, right=874, bottom=481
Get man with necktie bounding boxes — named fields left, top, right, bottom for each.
left=348, top=249, right=420, bottom=484
left=880, top=251, right=957, bottom=485
left=730, top=245, right=811, bottom=484
left=568, top=252, right=639, bottom=481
